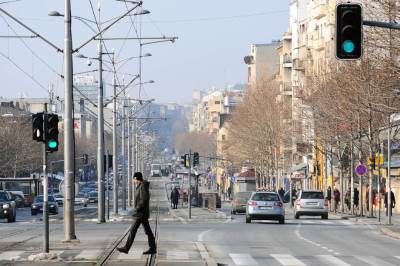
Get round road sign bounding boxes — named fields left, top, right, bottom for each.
left=356, top=164, right=367, bottom=176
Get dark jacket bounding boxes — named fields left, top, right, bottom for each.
left=384, top=191, right=396, bottom=208
left=171, top=189, right=179, bottom=204
left=134, top=181, right=150, bottom=219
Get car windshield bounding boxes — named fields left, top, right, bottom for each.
left=301, top=192, right=324, bottom=199
left=0, top=192, right=8, bottom=201
left=251, top=193, right=279, bottom=201
left=35, top=196, right=55, bottom=202
left=77, top=193, right=86, bottom=198
left=89, top=192, right=97, bottom=197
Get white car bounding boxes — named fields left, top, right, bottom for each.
left=74, top=193, right=88, bottom=207
left=53, top=194, right=64, bottom=206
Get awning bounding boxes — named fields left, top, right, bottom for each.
left=290, top=163, right=307, bottom=173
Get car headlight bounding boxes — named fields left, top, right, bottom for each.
left=2, top=203, right=10, bottom=209
left=50, top=205, right=55, bottom=208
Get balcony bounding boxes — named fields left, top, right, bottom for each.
left=313, top=3, right=328, bottom=19
left=293, top=58, right=305, bottom=71
left=283, top=54, right=292, bottom=68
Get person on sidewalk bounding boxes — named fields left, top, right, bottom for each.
left=117, top=172, right=156, bottom=255
left=353, top=187, right=360, bottom=214
left=333, top=187, right=340, bottom=213
left=327, top=186, right=332, bottom=211
left=366, top=184, right=370, bottom=212
left=384, top=190, right=396, bottom=216
left=171, top=187, right=180, bottom=209
left=345, top=190, right=351, bottom=212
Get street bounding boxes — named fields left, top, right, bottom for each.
left=0, top=176, right=399, bottom=266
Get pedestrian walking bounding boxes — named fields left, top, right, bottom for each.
left=345, top=190, right=351, bottom=212
left=171, top=187, right=179, bottom=209
left=117, top=172, right=157, bottom=255
left=327, top=186, right=332, bottom=211
left=366, top=184, right=370, bottom=212
left=278, top=187, right=285, bottom=200
left=227, top=186, right=232, bottom=200
left=384, top=190, right=396, bottom=216
left=333, top=187, right=340, bottom=213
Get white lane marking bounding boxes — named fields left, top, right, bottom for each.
left=75, top=249, right=101, bottom=260
left=270, top=254, right=306, bottom=266
left=197, top=229, right=213, bottom=242
left=395, top=256, right=400, bottom=260
left=0, top=251, right=24, bottom=261
left=229, top=253, right=258, bottom=265
left=355, top=256, right=396, bottom=266
left=115, top=248, right=143, bottom=260
left=315, top=255, right=352, bottom=266
left=320, top=221, right=334, bottom=225
left=302, top=220, right=314, bottom=224
left=166, top=251, right=189, bottom=260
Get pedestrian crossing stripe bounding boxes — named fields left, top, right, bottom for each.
left=229, top=253, right=258, bottom=265
left=270, top=254, right=306, bottom=266
left=75, top=249, right=101, bottom=260
left=166, top=251, right=190, bottom=260
left=314, top=255, right=352, bottom=266
left=355, top=255, right=397, bottom=266
left=0, top=251, right=24, bottom=261
left=115, top=248, right=143, bottom=260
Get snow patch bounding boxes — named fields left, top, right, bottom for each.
left=27, top=252, right=61, bottom=261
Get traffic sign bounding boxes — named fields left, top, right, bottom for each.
left=355, top=164, right=367, bottom=176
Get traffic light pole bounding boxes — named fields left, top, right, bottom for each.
left=112, top=54, right=118, bottom=215
left=97, top=41, right=105, bottom=223
left=43, top=104, right=49, bottom=253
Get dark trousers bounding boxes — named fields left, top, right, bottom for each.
left=124, top=216, right=156, bottom=251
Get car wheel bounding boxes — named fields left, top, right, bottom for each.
left=322, top=214, right=328, bottom=220
left=279, top=218, right=285, bottom=224
left=246, top=216, right=251, bottom=223
left=295, top=213, right=300, bottom=219
left=31, top=210, right=37, bottom=216
left=7, top=214, right=14, bottom=223
left=84, top=204, right=87, bottom=207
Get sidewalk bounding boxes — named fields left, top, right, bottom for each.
left=329, top=209, right=400, bottom=240
left=169, top=206, right=228, bottom=224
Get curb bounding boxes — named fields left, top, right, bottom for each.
left=381, top=227, right=400, bottom=240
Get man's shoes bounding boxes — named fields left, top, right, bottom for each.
left=116, top=247, right=129, bottom=254
left=143, top=249, right=157, bottom=255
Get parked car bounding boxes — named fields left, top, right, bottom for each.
left=87, top=191, right=98, bottom=204
left=31, top=195, right=59, bottom=215
left=74, top=193, right=88, bottom=207
left=9, top=192, right=25, bottom=208
left=294, top=190, right=328, bottom=219
left=0, top=190, right=16, bottom=222
left=231, top=192, right=252, bottom=214
left=53, top=194, right=64, bottom=206
left=246, top=191, right=285, bottom=224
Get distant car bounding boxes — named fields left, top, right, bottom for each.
left=53, top=194, right=64, bottom=206
left=87, top=191, right=98, bottom=204
left=9, top=193, right=25, bottom=208
left=294, top=190, right=328, bottom=219
left=0, top=191, right=16, bottom=222
left=31, top=195, right=59, bottom=215
left=74, top=193, right=88, bottom=207
left=246, top=191, right=285, bottom=224
left=231, top=192, right=252, bottom=214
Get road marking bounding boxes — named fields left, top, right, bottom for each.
left=229, top=253, right=258, bottom=265
left=115, top=248, right=143, bottom=260
left=355, top=256, right=396, bottom=266
left=302, top=220, right=314, bottom=224
left=166, top=251, right=189, bottom=260
left=395, top=256, right=400, bottom=260
left=270, top=254, right=305, bottom=266
left=320, top=221, right=334, bottom=225
left=197, top=229, right=213, bottom=242
left=315, top=255, right=352, bottom=266
left=0, top=251, right=24, bottom=261
left=75, top=249, right=101, bottom=260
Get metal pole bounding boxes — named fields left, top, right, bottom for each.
left=189, top=150, right=192, bottom=219
left=43, top=104, right=49, bottom=253
left=350, top=138, right=354, bottom=215
left=127, top=111, right=132, bottom=207
left=97, top=42, right=105, bottom=223
left=387, top=114, right=392, bottom=225
left=122, top=90, right=126, bottom=211
left=63, top=0, right=76, bottom=241
left=106, top=149, right=110, bottom=220
left=378, top=143, right=382, bottom=222
left=112, top=54, right=118, bottom=215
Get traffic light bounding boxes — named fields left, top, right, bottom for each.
left=336, top=3, right=362, bottom=59
left=32, top=113, right=44, bottom=142
left=45, top=114, right=59, bottom=153
left=181, top=154, right=190, bottom=168
left=193, top=152, right=199, bottom=166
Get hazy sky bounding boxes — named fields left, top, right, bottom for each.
left=0, top=0, right=289, bottom=104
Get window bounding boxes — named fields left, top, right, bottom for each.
left=251, top=193, right=279, bottom=201
left=215, top=101, right=220, bottom=104
left=301, top=192, right=324, bottom=199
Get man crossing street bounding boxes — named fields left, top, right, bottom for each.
left=117, top=172, right=157, bottom=255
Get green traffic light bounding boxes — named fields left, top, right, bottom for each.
left=48, top=140, right=58, bottom=149
left=342, top=40, right=355, bottom=53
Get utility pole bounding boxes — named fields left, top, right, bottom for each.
left=106, top=149, right=110, bottom=220
left=188, top=150, right=192, bottom=219
left=112, top=53, right=118, bottom=215
left=122, top=88, right=126, bottom=211
left=63, top=0, right=76, bottom=241
left=350, top=138, right=354, bottom=215
left=387, top=114, right=392, bottom=225
left=127, top=109, right=132, bottom=207
left=378, top=143, right=382, bottom=222
left=97, top=41, right=105, bottom=223
left=43, top=103, right=49, bottom=253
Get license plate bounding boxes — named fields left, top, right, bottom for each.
left=260, top=206, right=272, bottom=210
left=307, top=202, right=318, bottom=205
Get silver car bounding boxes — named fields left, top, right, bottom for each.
left=294, top=190, right=328, bottom=219
left=246, top=192, right=285, bottom=224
